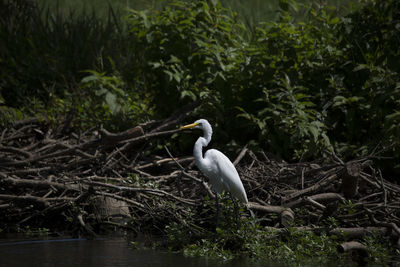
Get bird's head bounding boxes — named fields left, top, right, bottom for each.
left=180, top=119, right=212, bottom=135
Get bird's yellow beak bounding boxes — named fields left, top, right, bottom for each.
left=180, top=122, right=199, bottom=130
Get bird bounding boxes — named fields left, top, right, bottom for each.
left=180, top=119, right=248, bottom=227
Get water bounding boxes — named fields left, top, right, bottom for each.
left=0, top=236, right=274, bottom=267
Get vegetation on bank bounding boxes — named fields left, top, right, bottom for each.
left=1, top=0, right=400, bottom=264
left=164, top=211, right=394, bottom=266
left=1, top=0, right=399, bottom=167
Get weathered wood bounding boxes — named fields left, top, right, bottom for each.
left=341, top=162, right=361, bottom=198
left=337, top=241, right=369, bottom=257
left=281, top=208, right=294, bottom=227
left=247, top=202, right=286, bottom=213
left=0, top=115, right=399, bottom=242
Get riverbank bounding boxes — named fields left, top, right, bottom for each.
left=1, top=115, right=399, bottom=265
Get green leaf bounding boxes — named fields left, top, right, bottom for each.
left=81, top=75, right=97, bottom=84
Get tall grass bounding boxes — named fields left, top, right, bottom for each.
left=0, top=0, right=134, bottom=108
left=36, top=0, right=168, bottom=17
left=35, top=0, right=360, bottom=26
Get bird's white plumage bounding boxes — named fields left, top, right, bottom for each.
left=181, top=119, right=248, bottom=203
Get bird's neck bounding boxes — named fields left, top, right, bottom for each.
left=193, top=131, right=212, bottom=170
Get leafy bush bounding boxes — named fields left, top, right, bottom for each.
left=46, top=70, right=153, bottom=131
left=0, top=0, right=151, bottom=130
left=235, top=0, right=400, bottom=164
left=1, top=0, right=400, bottom=168
left=126, top=1, right=246, bottom=116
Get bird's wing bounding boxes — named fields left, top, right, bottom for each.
left=205, top=149, right=248, bottom=203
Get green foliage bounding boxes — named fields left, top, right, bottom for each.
left=334, top=0, right=400, bottom=160
left=163, top=195, right=396, bottom=265
left=127, top=0, right=246, bottom=116
left=40, top=70, right=153, bottom=131
left=169, top=215, right=350, bottom=265
left=0, top=0, right=125, bottom=106
left=234, top=0, right=400, bottom=163
left=0, top=106, right=24, bottom=127
left=235, top=2, right=340, bottom=159
left=1, top=0, right=400, bottom=167
left=17, top=225, right=50, bottom=237
left=166, top=203, right=395, bottom=265
left=239, top=74, right=332, bottom=159
left=364, top=234, right=394, bottom=264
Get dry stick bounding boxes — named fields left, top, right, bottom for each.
left=77, top=213, right=97, bottom=237
left=378, top=169, right=387, bottom=206
left=301, top=167, right=305, bottom=190
left=183, top=171, right=215, bottom=199
left=121, top=129, right=180, bottom=146
left=0, top=146, right=33, bottom=158
left=135, top=157, right=193, bottom=170
left=3, top=167, right=52, bottom=175
left=33, top=138, right=70, bottom=154
left=150, top=100, right=200, bottom=133
left=18, top=200, right=70, bottom=225
left=55, top=141, right=96, bottom=159
left=163, top=145, right=215, bottom=199
left=164, top=145, right=186, bottom=170
left=365, top=207, right=400, bottom=236
left=12, top=117, right=42, bottom=129
left=3, top=132, right=34, bottom=142
left=0, top=174, right=80, bottom=191
left=233, top=144, right=248, bottom=166
left=100, top=126, right=144, bottom=144
left=132, top=168, right=153, bottom=178
left=325, top=149, right=344, bottom=165
left=0, top=144, right=96, bottom=167
left=304, top=197, right=326, bottom=210
left=104, top=142, right=132, bottom=165
left=84, top=180, right=196, bottom=205
left=0, top=204, right=10, bottom=209
left=0, top=128, right=7, bottom=143
left=63, top=157, right=98, bottom=171
left=0, top=194, right=74, bottom=207
left=285, top=192, right=344, bottom=209
left=164, top=145, right=185, bottom=197
left=359, top=172, right=381, bottom=189
left=282, top=173, right=339, bottom=203
left=359, top=192, right=383, bottom=202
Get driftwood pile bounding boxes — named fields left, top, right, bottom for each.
left=1, top=113, right=400, bottom=255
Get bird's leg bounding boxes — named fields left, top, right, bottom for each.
left=215, top=193, right=220, bottom=231
left=213, top=193, right=220, bottom=241
left=229, top=194, right=239, bottom=227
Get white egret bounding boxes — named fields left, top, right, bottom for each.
left=180, top=119, right=248, bottom=227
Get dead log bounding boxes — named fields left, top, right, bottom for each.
left=281, top=208, right=294, bottom=227
left=92, top=196, right=130, bottom=221
left=337, top=241, right=369, bottom=257
left=247, top=202, right=286, bottom=213
left=341, top=162, right=361, bottom=198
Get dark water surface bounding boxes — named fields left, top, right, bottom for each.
left=0, top=236, right=276, bottom=267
